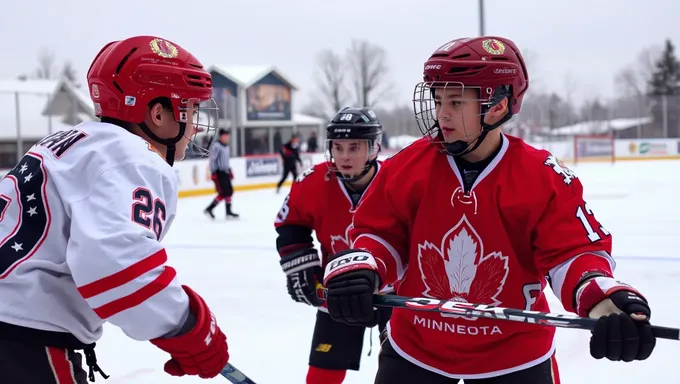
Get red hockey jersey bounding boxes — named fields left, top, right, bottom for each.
left=274, top=161, right=382, bottom=310
left=350, top=134, right=615, bottom=379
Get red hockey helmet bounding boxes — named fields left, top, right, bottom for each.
left=86, top=35, right=218, bottom=164
left=413, top=36, right=529, bottom=155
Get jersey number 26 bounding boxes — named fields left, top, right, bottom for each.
left=132, top=188, right=167, bottom=241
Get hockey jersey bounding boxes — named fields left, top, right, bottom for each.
left=350, top=134, right=615, bottom=379
left=274, top=161, right=382, bottom=311
left=0, top=121, right=189, bottom=344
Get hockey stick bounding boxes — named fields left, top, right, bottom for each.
left=372, top=294, right=680, bottom=341
left=220, top=363, right=257, bottom=383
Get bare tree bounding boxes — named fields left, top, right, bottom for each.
left=300, top=98, right=332, bottom=121
left=615, top=46, right=661, bottom=99
left=346, top=39, right=393, bottom=107
left=373, top=105, right=419, bottom=137
left=638, top=45, right=663, bottom=86
left=60, top=61, right=79, bottom=87
left=614, top=67, right=647, bottom=121
left=521, top=48, right=541, bottom=89
left=613, top=45, right=662, bottom=134
left=562, top=72, right=578, bottom=124
left=313, top=49, right=347, bottom=116
left=35, top=48, right=57, bottom=80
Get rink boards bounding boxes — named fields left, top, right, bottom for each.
left=174, top=137, right=680, bottom=198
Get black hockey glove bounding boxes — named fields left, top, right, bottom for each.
left=577, top=277, right=656, bottom=362
left=279, top=248, right=324, bottom=306
left=323, top=249, right=381, bottom=327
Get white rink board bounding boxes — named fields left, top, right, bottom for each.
left=1, top=138, right=679, bottom=195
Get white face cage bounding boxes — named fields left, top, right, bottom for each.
left=180, top=97, right=220, bottom=157
left=412, top=81, right=498, bottom=150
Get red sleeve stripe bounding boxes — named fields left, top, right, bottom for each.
left=547, top=251, right=614, bottom=313
left=353, top=234, right=405, bottom=280
left=92, top=266, right=177, bottom=319
left=77, top=249, right=168, bottom=299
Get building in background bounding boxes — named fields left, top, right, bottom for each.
left=209, top=65, right=325, bottom=157
left=0, top=78, right=94, bottom=168
left=0, top=65, right=325, bottom=169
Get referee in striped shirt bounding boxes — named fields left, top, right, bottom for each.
left=204, top=128, right=239, bottom=219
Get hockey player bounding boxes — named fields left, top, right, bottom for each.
left=205, top=128, right=239, bottom=219
left=274, top=107, right=392, bottom=384
left=276, top=133, right=303, bottom=193
left=322, top=36, right=657, bottom=383
left=0, top=36, right=229, bottom=383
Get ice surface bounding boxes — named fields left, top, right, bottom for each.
left=97, top=160, right=680, bottom=383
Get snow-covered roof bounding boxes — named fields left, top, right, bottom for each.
left=0, top=69, right=315, bottom=142
left=0, top=79, right=74, bottom=140
left=548, top=117, right=653, bottom=136
left=210, top=65, right=298, bottom=90
left=42, top=78, right=95, bottom=118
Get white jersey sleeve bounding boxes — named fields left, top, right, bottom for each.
left=67, top=160, right=188, bottom=341
left=0, top=121, right=190, bottom=344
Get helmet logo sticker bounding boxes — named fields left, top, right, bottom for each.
left=150, top=38, right=179, bottom=59
left=91, top=84, right=99, bottom=99
left=482, top=39, right=505, bottom=55
left=124, top=96, right=136, bottom=106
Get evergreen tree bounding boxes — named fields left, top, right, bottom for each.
left=648, top=39, right=680, bottom=96
left=648, top=39, right=680, bottom=137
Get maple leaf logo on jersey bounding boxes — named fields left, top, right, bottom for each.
left=544, top=154, right=577, bottom=185
left=417, top=215, right=509, bottom=320
left=330, top=223, right=353, bottom=254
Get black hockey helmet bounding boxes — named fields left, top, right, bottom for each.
left=325, top=107, right=383, bottom=183
left=326, top=107, right=383, bottom=141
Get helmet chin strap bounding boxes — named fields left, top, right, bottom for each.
left=138, top=121, right=187, bottom=166
left=337, top=158, right=377, bottom=184
left=441, top=106, right=513, bottom=157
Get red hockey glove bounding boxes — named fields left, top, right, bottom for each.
left=150, top=286, right=229, bottom=378
left=575, top=276, right=656, bottom=362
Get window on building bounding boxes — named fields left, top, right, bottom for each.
left=297, top=125, right=321, bottom=153
left=244, top=127, right=270, bottom=155
left=272, top=126, right=293, bottom=153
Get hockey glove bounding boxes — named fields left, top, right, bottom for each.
left=576, top=276, right=656, bottom=362
left=150, top=286, right=229, bottom=379
left=228, top=169, right=234, bottom=180
left=323, top=249, right=381, bottom=327
left=279, top=248, right=324, bottom=306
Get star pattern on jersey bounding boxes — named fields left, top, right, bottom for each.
left=0, top=154, right=49, bottom=276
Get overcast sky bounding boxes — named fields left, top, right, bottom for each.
left=3, top=0, right=679, bottom=111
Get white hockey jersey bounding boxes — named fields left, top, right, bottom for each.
left=0, top=121, right=190, bottom=344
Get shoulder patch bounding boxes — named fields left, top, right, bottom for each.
left=543, top=154, right=577, bottom=185
left=296, top=165, right=315, bottom=183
